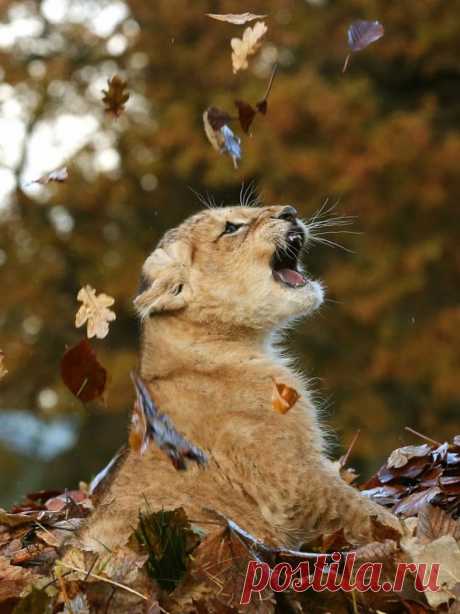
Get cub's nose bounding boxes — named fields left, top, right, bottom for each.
left=277, top=206, right=298, bottom=223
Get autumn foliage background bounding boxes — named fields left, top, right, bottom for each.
left=0, top=0, right=459, bottom=507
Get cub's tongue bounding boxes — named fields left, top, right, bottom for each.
left=273, top=268, right=307, bottom=287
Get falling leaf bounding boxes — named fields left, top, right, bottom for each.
left=131, top=372, right=208, bottom=470
left=75, top=284, right=116, bottom=339
left=102, top=75, right=130, bottom=117
left=60, top=339, right=107, bottom=402
left=343, top=20, right=384, bottom=72
left=387, top=444, right=433, bottom=469
left=220, top=125, right=241, bottom=168
left=231, top=21, right=267, bottom=74
left=271, top=378, right=300, bottom=414
left=0, top=350, right=7, bottom=380
left=203, top=108, right=241, bottom=168
left=207, top=13, right=267, bottom=25
left=234, top=100, right=256, bottom=134
left=28, top=166, right=68, bottom=186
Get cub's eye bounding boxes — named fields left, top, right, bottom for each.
left=223, top=221, right=243, bottom=235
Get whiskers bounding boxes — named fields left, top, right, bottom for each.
left=303, top=198, right=360, bottom=254
left=188, top=187, right=221, bottom=209
left=239, top=180, right=261, bottom=208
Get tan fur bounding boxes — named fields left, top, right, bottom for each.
left=80, top=205, right=401, bottom=552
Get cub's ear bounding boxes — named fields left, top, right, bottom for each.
left=134, top=240, right=191, bottom=319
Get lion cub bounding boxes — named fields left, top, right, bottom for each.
left=81, top=204, right=401, bottom=552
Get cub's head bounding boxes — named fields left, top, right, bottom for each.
left=134, top=205, right=324, bottom=332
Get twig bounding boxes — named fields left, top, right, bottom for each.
left=260, top=62, right=278, bottom=103
left=58, top=562, right=148, bottom=600
left=404, top=426, right=441, bottom=447
left=340, top=430, right=361, bottom=468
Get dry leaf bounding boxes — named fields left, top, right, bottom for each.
left=234, top=100, right=256, bottom=134
left=0, top=556, right=41, bottom=601
left=207, top=13, right=267, bottom=25
left=388, top=444, right=433, bottom=469
left=102, top=75, right=129, bottom=117
left=202, top=107, right=241, bottom=168
left=60, top=339, right=107, bottom=402
left=28, top=166, right=68, bottom=186
left=417, top=504, right=460, bottom=543
left=402, top=534, right=460, bottom=608
left=271, top=379, right=300, bottom=414
left=231, top=21, right=267, bottom=74
left=0, top=350, right=7, bottom=380
left=343, top=20, right=384, bottom=72
left=75, top=284, right=116, bottom=339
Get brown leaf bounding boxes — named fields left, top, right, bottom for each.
left=102, top=75, right=129, bottom=117
left=393, top=487, right=442, bottom=517
left=0, top=350, right=8, bottom=380
left=28, top=166, right=68, bottom=186
left=378, top=455, right=431, bottom=483
left=189, top=526, right=273, bottom=610
left=0, top=508, right=35, bottom=528
left=271, top=379, right=300, bottom=414
left=207, top=13, right=268, bottom=25
left=60, top=339, right=107, bottom=402
left=370, top=515, right=403, bottom=543
left=234, top=100, right=256, bottom=133
left=0, top=556, right=41, bottom=601
left=417, top=503, right=460, bottom=543
left=387, top=444, right=433, bottom=469
left=231, top=22, right=267, bottom=73
left=75, top=285, right=116, bottom=340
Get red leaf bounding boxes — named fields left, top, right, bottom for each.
left=234, top=99, right=256, bottom=133
left=60, top=339, right=107, bottom=402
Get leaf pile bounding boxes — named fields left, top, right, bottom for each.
left=1, top=433, right=459, bottom=613
left=361, top=434, right=460, bottom=519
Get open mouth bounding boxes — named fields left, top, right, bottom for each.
left=271, top=229, right=308, bottom=288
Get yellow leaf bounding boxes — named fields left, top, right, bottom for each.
left=231, top=21, right=267, bottom=74
left=75, top=285, right=116, bottom=340
left=271, top=378, right=300, bottom=414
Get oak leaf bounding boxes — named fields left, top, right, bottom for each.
left=207, top=13, right=267, bottom=25
left=102, top=75, right=129, bottom=117
left=231, top=21, right=267, bottom=74
left=271, top=378, right=300, bottom=414
left=75, top=285, right=116, bottom=339
left=28, top=166, right=68, bottom=186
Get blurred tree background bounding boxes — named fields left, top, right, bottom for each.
left=0, top=0, right=459, bottom=507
